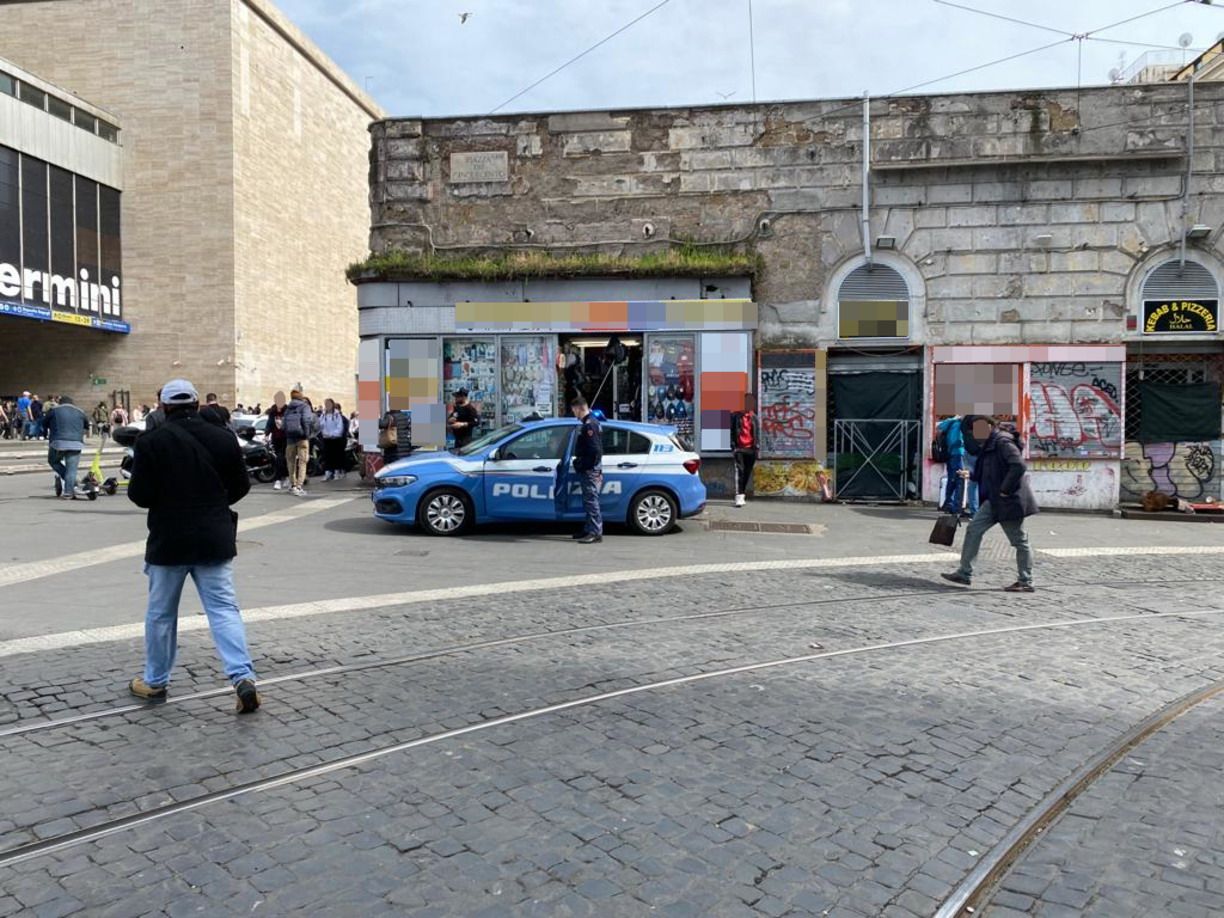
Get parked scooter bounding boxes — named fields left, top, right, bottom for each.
left=102, top=425, right=140, bottom=495
left=237, top=426, right=277, bottom=483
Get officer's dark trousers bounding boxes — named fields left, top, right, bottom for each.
left=580, top=468, right=603, bottom=537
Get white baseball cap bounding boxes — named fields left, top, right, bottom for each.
left=160, top=379, right=199, bottom=405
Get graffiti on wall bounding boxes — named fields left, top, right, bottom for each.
left=1028, top=362, right=1122, bottom=458
left=753, top=461, right=832, bottom=500
left=1121, top=440, right=1222, bottom=502
left=758, top=352, right=822, bottom=459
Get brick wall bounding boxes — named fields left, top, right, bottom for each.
left=368, top=83, right=1224, bottom=348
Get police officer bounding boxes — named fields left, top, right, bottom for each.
left=570, top=396, right=603, bottom=544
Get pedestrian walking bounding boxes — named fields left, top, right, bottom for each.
left=126, top=379, right=260, bottom=713
left=570, top=395, right=603, bottom=544
left=936, top=414, right=979, bottom=515
left=110, top=404, right=129, bottom=430
left=28, top=394, right=45, bottom=440
left=45, top=396, right=88, bottom=499
left=941, top=416, right=1038, bottom=593
left=200, top=392, right=231, bottom=428
left=283, top=388, right=315, bottom=496
left=448, top=388, right=481, bottom=449
left=92, top=401, right=110, bottom=437
left=319, top=398, right=347, bottom=480
left=266, top=392, right=290, bottom=490
left=729, top=393, right=759, bottom=508
left=378, top=407, right=412, bottom=465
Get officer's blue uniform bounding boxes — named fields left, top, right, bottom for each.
left=574, top=414, right=603, bottom=537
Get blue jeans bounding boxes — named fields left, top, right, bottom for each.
left=955, top=500, right=1034, bottom=586
left=143, top=562, right=255, bottom=687
left=48, top=448, right=82, bottom=495
left=943, top=453, right=979, bottom=514
left=580, top=468, right=603, bottom=536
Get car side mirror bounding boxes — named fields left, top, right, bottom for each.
left=488, top=448, right=499, bottom=461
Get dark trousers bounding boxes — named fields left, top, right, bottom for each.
left=580, top=468, right=603, bottom=536
left=322, top=437, right=346, bottom=473
left=733, top=449, right=757, bottom=497
left=272, top=441, right=288, bottom=480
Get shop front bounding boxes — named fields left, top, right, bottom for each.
left=926, top=345, right=1127, bottom=512
left=356, top=297, right=758, bottom=478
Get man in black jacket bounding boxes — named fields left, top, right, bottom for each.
left=127, top=379, right=260, bottom=712
left=571, top=396, right=603, bottom=544
left=729, top=393, right=760, bottom=508
left=942, top=416, right=1038, bottom=592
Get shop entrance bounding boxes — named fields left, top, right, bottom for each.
left=558, top=336, right=643, bottom=420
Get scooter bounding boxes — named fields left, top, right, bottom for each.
left=72, top=434, right=104, bottom=500
left=102, top=426, right=140, bottom=496
left=237, top=426, right=278, bottom=483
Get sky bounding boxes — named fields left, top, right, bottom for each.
left=277, top=0, right=1224, bottom=117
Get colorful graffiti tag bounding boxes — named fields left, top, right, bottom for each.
left=1121, top=440, right=1221, bottom=502
left=758, top=353, right=822, bottom=459
left=753, top=460, right=832, bottom=500
left=1028, top=362, right=1122, bottom=458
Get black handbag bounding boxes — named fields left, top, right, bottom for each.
left=929, top=474, right=969, bottom=546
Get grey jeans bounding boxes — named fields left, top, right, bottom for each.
left=955, top=500, right=1033, bottom=585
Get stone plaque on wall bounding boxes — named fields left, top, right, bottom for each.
left=449, top=151, right=509, bottom=184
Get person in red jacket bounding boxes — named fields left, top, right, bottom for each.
left=729, top=393, right=760, bottom=508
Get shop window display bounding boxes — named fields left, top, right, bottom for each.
left=443, top=338, right=497, bottom=445
left=501, top=336, right=557, bottom=423
left=646, top=334, right=695, bottom=442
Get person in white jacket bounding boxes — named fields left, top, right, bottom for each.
left=319, top=398, right=348, bottom=481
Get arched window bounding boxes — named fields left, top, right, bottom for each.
left=837, top=264, right=910, bottom=339
left=1140, top=259, right=1220, bottom=335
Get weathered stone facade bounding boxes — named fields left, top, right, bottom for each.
left=369, top=83, right=1224, bottom=348
left=0, top=0, right=379, bottom=408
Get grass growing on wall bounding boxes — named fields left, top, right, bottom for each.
left=346, top=246, right=760, bottom=283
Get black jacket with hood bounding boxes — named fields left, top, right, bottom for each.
left=969, top=424, right=1039, bottom=521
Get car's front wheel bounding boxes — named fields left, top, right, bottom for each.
left=417, top=488, right=473, bottom=536
left=628, top=489, right=677, bottom=536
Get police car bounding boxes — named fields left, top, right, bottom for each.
left=372, top=418, right=706, bottom=536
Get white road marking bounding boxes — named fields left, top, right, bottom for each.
left=0, top=497, right=355, bottom=590
left=1, top=543, right=1222, bottom=658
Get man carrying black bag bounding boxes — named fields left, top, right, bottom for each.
left=941, top=416, right=1038, bottom=592
left=127, top=379, right=261, bottom=712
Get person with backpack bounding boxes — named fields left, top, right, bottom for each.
left=941, top=416, right=1038, bottom=593
left=319, top=398, right=347, bottom=481
left=126, top=379, right=260, bottom=713
left=283, top=388, right=315, bottom=496
left=729, top=393, right=760, bottom=508
left=934, top=414, right=978, bottom=515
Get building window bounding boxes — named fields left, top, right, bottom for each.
left=46, top=95, right=72, bottom=123
left=97, top=120, right=119, bottom=143
left=0, top=72, right=14, bottom=97
left=73, top=109, right=97, bottom=134
left=500, top=336, right=556, bottom=423
left=21, top=157, right=49, bottom=282
left=1139, top=258, right=1220, bottom=334
left=837, top=264, right=910, bottom=338
left=17, top=81, right=46, bottom=111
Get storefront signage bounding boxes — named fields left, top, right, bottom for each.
left=0, top=297, right=130, bottom=333
left=1142, top=300, right=1218, bottom=334
left=449, top=151, right=509, bottom=184
left=456, top=300, right=757, bottom=333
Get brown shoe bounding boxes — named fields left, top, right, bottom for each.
left=128, top=677, right=167, bottom=701
left=1003, top=582, right=1035, bottom=593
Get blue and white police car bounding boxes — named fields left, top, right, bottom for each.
left=372, top=419, right=706, bottom=536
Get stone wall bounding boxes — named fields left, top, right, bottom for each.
left=368, top=83, right=1224, bottom=348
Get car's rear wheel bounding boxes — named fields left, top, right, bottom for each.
left=418, top=488, right=473, bottom=536
left=628, top=489, right=677, bottom=536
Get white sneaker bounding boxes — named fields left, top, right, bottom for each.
left=734, top=494, right=746, bottom=507
left=324, top=471, right=334, bottom=481
left=273, top=480, right=283, bottom=491
left=290, top=486, right=302, bottom=496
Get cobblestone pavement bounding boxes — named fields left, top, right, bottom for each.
left=2, top=480, right=1224, bottom=917
left=984, top=693, right=1224, bottom=918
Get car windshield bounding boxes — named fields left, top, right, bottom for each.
left=453, top=423, right=524, bottom=456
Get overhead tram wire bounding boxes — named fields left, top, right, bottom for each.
left=489, top=0, right=674, bottom=114
left=931, top=0, right=1075, bottom=38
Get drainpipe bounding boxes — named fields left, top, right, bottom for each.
left=1180, top=63, right=1198, bottom=269
left=862, top=91, right=872, bottom=268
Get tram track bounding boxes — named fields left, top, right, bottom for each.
left=1, top=604, right=1223, bottom=870
left=2, top=576, right=1219, bottom=741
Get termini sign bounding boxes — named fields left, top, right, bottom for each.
left=1142, top=299, right=1219, bottom=334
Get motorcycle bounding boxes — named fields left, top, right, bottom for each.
left=306, top=434, right=362, bottom=479
left=237, top=426, right=278, bottom=483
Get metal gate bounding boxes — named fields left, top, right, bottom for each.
left=833, top=419, right=922, bottom=501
